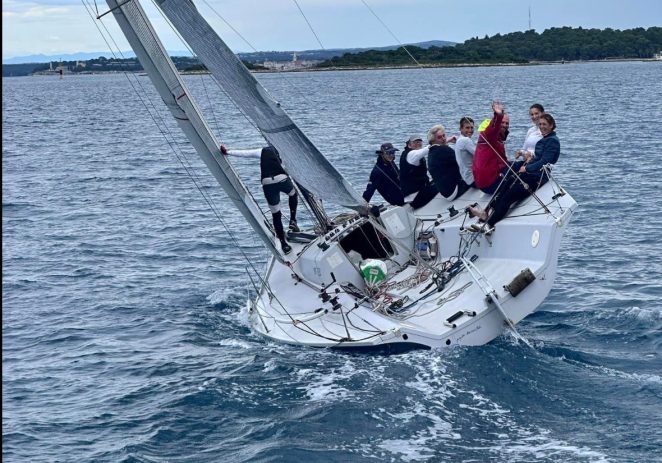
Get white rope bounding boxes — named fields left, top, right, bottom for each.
left=360, top=0, right=422, bottom=68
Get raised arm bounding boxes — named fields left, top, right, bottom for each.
left=406, top=146, right=430, bottom=166
left=220, top=145, right=261, bottom=158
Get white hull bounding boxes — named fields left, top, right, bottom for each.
left=250, top=182, right=577, bottom=349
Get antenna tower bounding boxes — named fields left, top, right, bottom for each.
left=528, top=5, right=532, bottom=30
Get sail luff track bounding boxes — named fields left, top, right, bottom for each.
left=154, top=0, right=366, bottom=211
left=105, top=0, right=280, bottom=257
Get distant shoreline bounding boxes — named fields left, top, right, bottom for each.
left=14, top=57, right=659, bottom=78
left=257, top=57, right=659, bottom=73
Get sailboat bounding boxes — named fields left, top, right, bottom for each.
left=103, top=0, right=577, bottom=349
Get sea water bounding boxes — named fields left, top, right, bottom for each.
left=3, top=61, right=662, bottom=462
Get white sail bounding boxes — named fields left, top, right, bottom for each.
left=154, top=0, right=366, bottom=210
left=106, top=0, right=281, bottom=257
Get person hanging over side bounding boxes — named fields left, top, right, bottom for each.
left=399, top=134, right=438, bottom=209
left=363, top=142, right=405, bottom=207
left=426, top=124, right=470, bottom=200
left=220, top=144, right=299, bottom=255
left=469, top=113, right=561, bottom=228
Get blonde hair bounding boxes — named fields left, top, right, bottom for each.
left=427, top=124, right=445, bottom=143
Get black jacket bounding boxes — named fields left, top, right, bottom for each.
left=260, top=147, right=287, bottom=180
left=363, top=156, right=404, bottom=206
left=399, top=147, right=430, bottom=197
left=427, top=144, right=468, bottom=198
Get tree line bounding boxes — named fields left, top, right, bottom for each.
left=317, top=26, right=662, bottom=67
left=2, top=56, right=264, bottom=77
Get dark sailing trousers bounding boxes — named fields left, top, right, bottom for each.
left=272, top=211, right=286, bottom=242
left=487, top=173, right=547, bottom=226
left=288, top=194, right=297, bottom=222
left=410, top=184, right=438, bottom=209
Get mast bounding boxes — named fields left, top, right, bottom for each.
left=153, top=0, right=366, bottom=217
left=105, top=0, right=281, bottom=258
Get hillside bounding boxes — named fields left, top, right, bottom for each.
left=317, top=27, right=662, bottom=67
left=1, top=40, right=455, bottom=77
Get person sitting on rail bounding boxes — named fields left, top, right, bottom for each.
left=515, top=103, right=545, bottom=162
left=454, top=116, right=477, bottom=187
left=362, top=142, right=405, bottom=207
left=472, top=101, right=511, bottom=194
left=426, top=124, right=470, bottom=201
left=399, top=134, right=438, bottom=209
left=469, top=113, right=560, bottom=228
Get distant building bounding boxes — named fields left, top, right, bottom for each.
left=262, top=52, right=321, bottom=70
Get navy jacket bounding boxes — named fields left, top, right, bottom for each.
left=427, top=145, right=468, bottom=198
left=525, top=131, right=560, bottom=176
left=363, top=156, right=405, bottom=206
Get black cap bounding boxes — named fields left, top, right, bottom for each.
left=376, top=142, right=399, bottom=155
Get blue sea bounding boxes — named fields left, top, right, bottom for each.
left=3, top=61, right=662, bottom=462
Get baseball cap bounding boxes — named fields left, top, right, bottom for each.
left=408, top=134, right=423, bottom=143
left=376, top=142, right=399, bottom=155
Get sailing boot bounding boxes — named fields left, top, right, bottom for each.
left=288, top=194, right=300, bottom=232
left=272, top=211, right=292, bottom=255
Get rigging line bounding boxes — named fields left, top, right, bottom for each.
left=83, top=2, right=209, bottom=208
left=199, top=0, right=258, bottom=53
left=479, top=130, right=554, bottom=218
left=97, top=28, right=235, bottom=233
left=83, top=1, right=194, bottom=163
left=148, top=0, right=325, bottom=231
left=143, top=0, right=279, bottom=232
left=245, top=261, right=343, bottom=339
left=324, top=314, right=386, bottom=338
left=199, top=0, right=317, bottom=109
left=145, top=0, right=234, bottom=141
left=291, top=0, right=325, bottom=50
left=144, top=0, right=262, bottom=136
left=144, top=0, right=273, bottom=144
left=89, top=1, right=273, bottom=278
left=359, top=0, right=422, bottom=68
left=318, top=312, right=384, bottom=340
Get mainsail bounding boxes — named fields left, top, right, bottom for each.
left=106, top=0, right=280, bottom=257
left=154, top=0, right=366, bottom=210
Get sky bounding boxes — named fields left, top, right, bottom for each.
left=2, top=0, right=661, bottom=60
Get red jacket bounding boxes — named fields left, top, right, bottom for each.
left=473, top=112, right=508, bottom=189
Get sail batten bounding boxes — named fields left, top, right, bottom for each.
left=106, top=0, right=280, bottom=257
left=154, top=0, right=366, bottom=210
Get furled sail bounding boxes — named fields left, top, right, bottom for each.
left=154, top=0, right=366, bottom=210
left=106, top=0, right=281, bottom=257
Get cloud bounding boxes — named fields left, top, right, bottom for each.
left=2, top=1, right=70, bottom=19
left=23, top=6, right=70, bottom=17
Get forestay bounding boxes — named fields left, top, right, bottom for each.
left=154, top=0, right=366, bottom=210
left=106, top=0, right=280, bottom=256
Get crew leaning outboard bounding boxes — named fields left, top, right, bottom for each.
left=362, top=142, right=405, bottom=207
left=426, top=124, right=469, bottom=201
left=221, top=144, right=299, bottom=255
left=399, top=135, right=438, bottom=209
